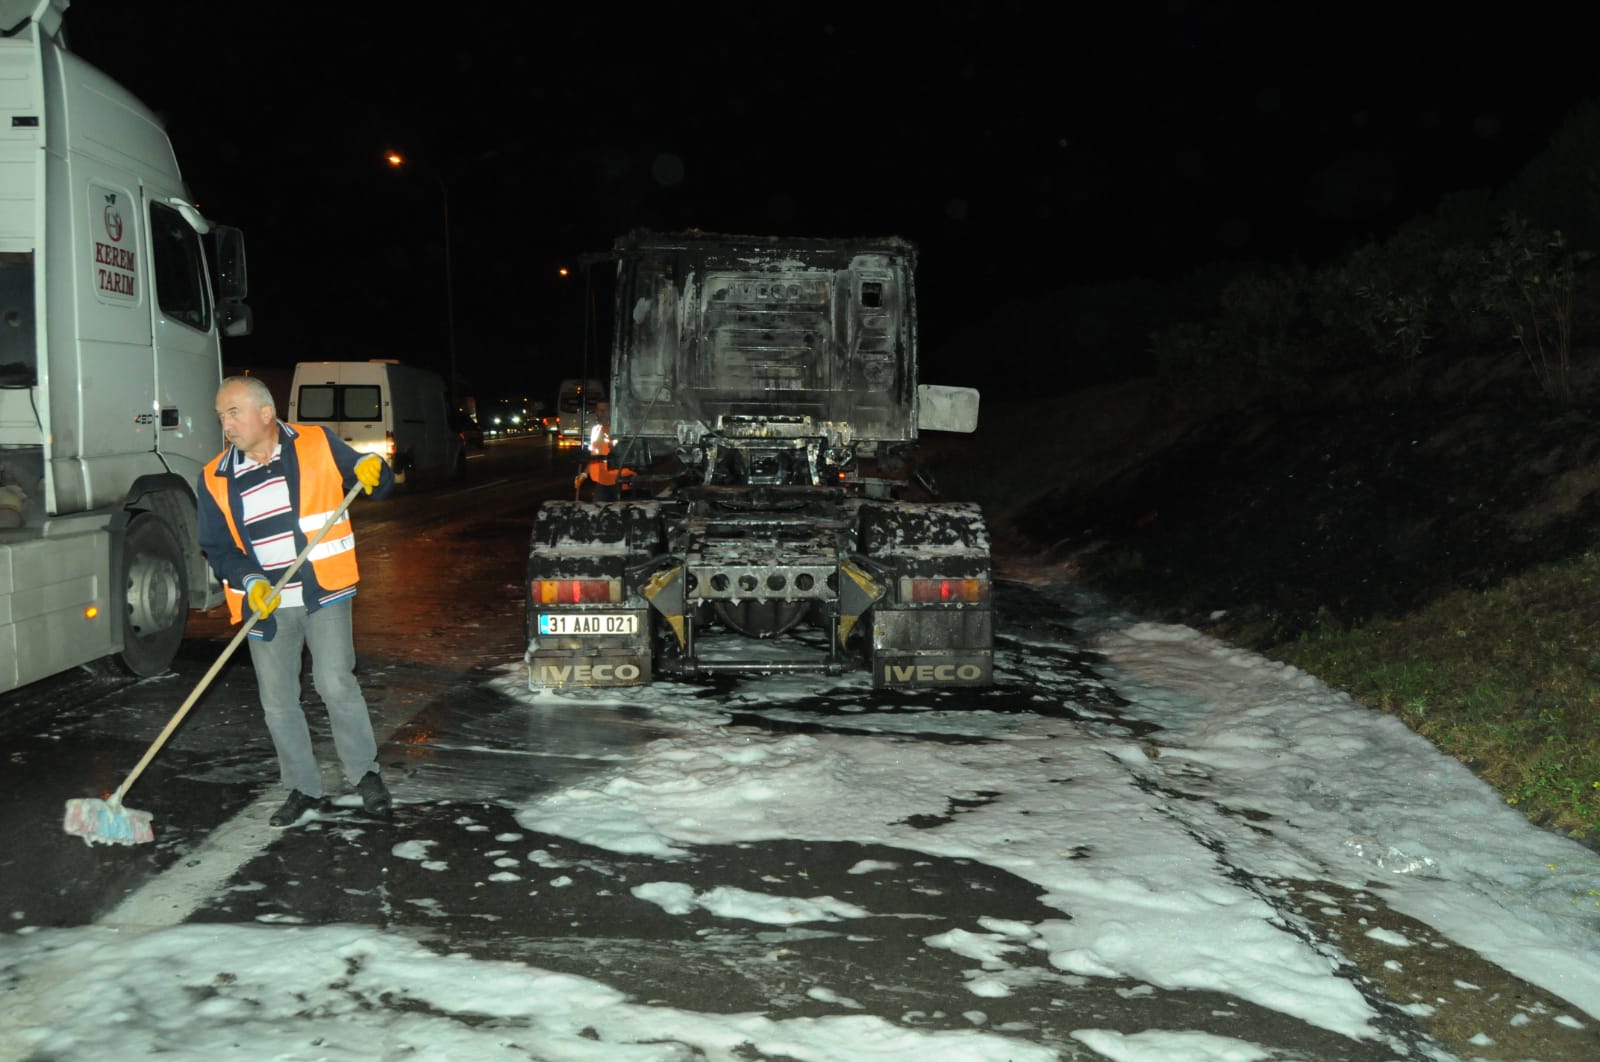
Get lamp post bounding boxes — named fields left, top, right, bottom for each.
left=385, top=151, right=457, bottom=409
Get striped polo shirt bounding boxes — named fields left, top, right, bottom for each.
left=229, top=441, right=316, bottom=609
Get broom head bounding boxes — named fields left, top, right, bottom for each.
left=63, top=797, right=154, bottom=846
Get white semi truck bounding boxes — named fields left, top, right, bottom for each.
left=0, top=0, right=250, bottom=692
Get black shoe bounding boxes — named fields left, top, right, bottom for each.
left=356, top=772, right=392, bottom=816
left=269, top=790, right=322, bottom=828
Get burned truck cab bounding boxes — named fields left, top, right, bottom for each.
left=525, top=230, right=991, bottom=690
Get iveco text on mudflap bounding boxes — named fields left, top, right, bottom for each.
left=0, top=0, right=251, bottom=693
left=525, top=231, right=991, bottom=691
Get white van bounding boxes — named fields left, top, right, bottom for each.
left=555, top=377, right=605, bottom=445
left=288, top=360, right=464, bottom=490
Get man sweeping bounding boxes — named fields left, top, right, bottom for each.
left=197, top=375, right=396, bottom=828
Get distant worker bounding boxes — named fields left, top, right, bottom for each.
left=197, top=375, right=397, bottom=829
left=574, top=422, right=635, bottom=502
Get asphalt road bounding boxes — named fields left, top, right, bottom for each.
left=1, top=433, right=572, bottom=923
left=0, top=433, right=1149, bottom=1057
left=3, top=432, right=1592, bottom=1060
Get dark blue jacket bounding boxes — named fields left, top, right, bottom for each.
left=196, top=422, right=394, bottom=638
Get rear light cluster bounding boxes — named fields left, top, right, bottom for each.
left=532, top=578, right=621, bottom=604
left=900, top=576, right=988, bottom=604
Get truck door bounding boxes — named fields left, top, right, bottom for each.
left=146, top=197, right=221, bottom=459
left=65, top=173, right=155, bottom=512
left=64, top=175, right=221, bottom=509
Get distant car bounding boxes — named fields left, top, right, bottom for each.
left=452, top=412, right=485, bottom=451
left=478, top=407, right=528, bottom=437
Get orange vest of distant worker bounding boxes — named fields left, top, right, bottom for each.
left=585, top=435, right=627, bottom=487
left=203, top=425, right=360, bottom=623
left=584, top=425, right=637, bottom=487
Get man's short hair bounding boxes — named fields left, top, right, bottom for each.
left=221, top=375, right=275, bottom=414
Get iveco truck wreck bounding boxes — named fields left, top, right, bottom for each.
left=525, top=230, right=991, bottom=689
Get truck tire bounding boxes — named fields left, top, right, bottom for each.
left=116, top=513, right=189, bottom=677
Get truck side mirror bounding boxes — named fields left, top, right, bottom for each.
left=916, top=384, right=980, bottom=433
left=219, top=300, right=253, bottom=338
left=209, top=226, right=249, bottom=301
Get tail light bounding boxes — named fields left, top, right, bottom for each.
left=900, top=576, right=989, bottom=604
left=384, top=430, right=397, bottom=458
left=532, top=578, right=621, bottom=604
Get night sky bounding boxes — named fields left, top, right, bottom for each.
left=56, top=1, right=1600, bottom=402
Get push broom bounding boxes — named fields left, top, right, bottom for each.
left=63, top=481, right=366, bottom=846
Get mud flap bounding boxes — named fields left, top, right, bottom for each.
left=872, top=606, right=993, bottom=688
left=528, top=649, right=652, bottom=689
left=873, top=652, right=992, bottom=688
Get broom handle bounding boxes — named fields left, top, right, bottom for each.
left=111, top=481, right=367, bottom=806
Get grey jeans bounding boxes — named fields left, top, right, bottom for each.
left=245, top=600, right=379, bottom=797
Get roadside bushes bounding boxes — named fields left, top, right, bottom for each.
left=1476, top=215, right=1593, bottom=405
left=1151, top=263, right=1318, bottom=413
left=1148, top=207, right=1594, bottom=410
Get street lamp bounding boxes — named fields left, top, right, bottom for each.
left=385, top=151, right=457, bottom=408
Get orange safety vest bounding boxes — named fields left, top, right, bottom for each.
left=585, top=436, right=631, bottom=487
left=203, top=424, right=360, bottom=623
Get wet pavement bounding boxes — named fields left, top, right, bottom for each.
left=1, top=574, right=1427, bottom=1061
left=2, top=436, right=570, bottom=927
left=4, top=435, right=1597, bottom=1060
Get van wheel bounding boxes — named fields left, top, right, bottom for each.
left=395, top=455, right=416, bottom=494
left=115, top=514, right=189, bottom=677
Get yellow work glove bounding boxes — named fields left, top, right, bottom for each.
left=246, top=579, right=280, bottom=619
left=355, top=454, right=384, bottom=495
left=573, top=474, right=585, bottom=489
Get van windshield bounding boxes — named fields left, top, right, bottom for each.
left=297, top=385, right=381, bottom=421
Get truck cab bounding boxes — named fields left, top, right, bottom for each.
left=0, top=0, right=249, bottom=691
left=526, top=231, right=990, bottom=691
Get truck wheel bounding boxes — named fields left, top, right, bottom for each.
left=116, top=513, right=189, bottom=677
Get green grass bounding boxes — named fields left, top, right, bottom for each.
left=1269, top=551, right=1600, bottom=841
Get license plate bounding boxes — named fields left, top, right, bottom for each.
left=538, top=612, right=638, bottom=636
